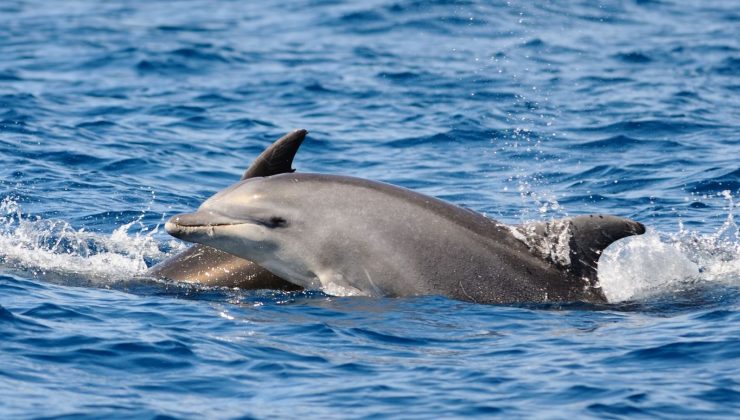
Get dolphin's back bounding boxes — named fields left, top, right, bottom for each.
left=261, top=174, right=645, bottom=303
left=164, top=171, right=646, bottom=303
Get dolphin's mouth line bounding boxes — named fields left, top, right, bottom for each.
left=169, top=221, right=254, bottom=228
left=165, top=212, right=287, bottom=240
left=164, top=210, right=261, bottom=238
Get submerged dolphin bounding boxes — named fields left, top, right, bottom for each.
left=165, top=172, right=645, bottom=304
left=147, top=130, right=306, bottom=290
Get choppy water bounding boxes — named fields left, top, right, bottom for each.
left=1, top=0, right=739, bottom=418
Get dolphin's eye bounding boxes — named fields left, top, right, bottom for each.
left=268, top=216, right=288, bottom=228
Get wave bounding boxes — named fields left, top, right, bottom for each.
left=685, top=168, right=740, bottom=195
left=0, top=197, right=183, bottom=284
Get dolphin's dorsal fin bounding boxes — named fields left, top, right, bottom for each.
left=515, top=215, right=645, bottom=284
left=241, top=129, right=307, bottom=179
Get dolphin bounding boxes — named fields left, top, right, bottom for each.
left=164, top=172, right=645, bottom=304
left=147, top=130, right=306, bottom=290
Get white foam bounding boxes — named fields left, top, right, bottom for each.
left=599, top=192, right=740, bottom=302
left=512, top=219, right=572, bottom=267
left=598, top=230, right=702, bottom=302
left=0, top=197, right=184, bottom=283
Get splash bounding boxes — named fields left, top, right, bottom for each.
left=495, top=127, right=568, bottom=221
left=510, top=219, right=572, bottom=267
left=599, top=191, right=740, bottom=302
left=0, top=197, right=183, bottom=283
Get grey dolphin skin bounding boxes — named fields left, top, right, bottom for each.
left=147, top=130, right=306, bottom=290
left=165, top=172, right=645, bottom=304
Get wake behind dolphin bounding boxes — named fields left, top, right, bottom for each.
left=165, top=168, right=645, bottom=304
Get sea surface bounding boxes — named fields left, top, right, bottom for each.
left=1, top=0, right=739, bottom=418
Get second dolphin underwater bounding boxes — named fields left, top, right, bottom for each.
left=162, top=130, right=645, bottom=304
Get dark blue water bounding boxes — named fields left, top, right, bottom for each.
left=1, top=0, right=739, bottom=417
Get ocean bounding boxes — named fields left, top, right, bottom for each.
left=1, top=0, right=738, bottom=418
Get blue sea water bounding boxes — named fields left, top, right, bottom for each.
left=1, top=0, right=739, bottom=417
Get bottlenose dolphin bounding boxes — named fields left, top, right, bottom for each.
left=147, top=130, right=306, bottom=290
left=165, top=173, right=645, bottom=304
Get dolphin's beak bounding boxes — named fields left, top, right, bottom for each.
left=165, top=211, right=245, bottom=241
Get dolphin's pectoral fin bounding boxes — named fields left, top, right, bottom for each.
left=515, top=215, right=645, bottom=284
left=241, top=129, right=307, bottom=179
